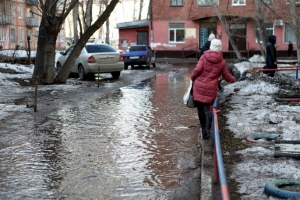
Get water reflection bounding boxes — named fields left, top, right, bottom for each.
left=0, top=113, right=63, bottom=199
left=0, top=64, right=201, bottom=199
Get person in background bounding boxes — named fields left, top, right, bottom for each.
left=191, top=39, right=236, bottom=140
left=264, top=35, right=277, bottom=77
left=288, top=41, right=293, bottom=58
left=198, top=33, right=216, bottom=60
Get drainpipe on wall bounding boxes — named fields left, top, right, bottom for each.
left=149, top=0, right=153, bottom=47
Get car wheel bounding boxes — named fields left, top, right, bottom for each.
left=78, top=65, right=86, bottom=80
left=146, top=62, right=151, bottom=69
left=124, top=64, right=128, bottom=70
left=111, top=71, right=121, bottom=79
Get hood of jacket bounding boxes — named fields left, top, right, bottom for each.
left=202, top=50, right=224, bottom=64
left=268, top=35, right=276, bottom=45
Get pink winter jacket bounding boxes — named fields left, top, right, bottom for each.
left=191, top=50, right=235, bottom=104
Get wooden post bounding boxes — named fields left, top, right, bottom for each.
left=27, top=36, right=31, bottom=65
left=34, top=76, right=39, bottom=112
left=98, top=67, right=100, bottom=87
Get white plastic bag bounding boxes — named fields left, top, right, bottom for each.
left=183, top=80, right=193, bottom=105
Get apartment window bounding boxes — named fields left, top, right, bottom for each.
left=11, top=29, right=16, bottom=42
left=10, top=5, right=15, bottom=17
left=171, top=0, right=183, bottom=6
left=198, top=0, right=219, bottom=6
left=262, top=0, right=273, bottom=4
left=286, top=0, right=300, bottom=4
left=169, top=23, right=185, bottom=43
left=0, top=28, right=6, bottom=41
left=19, top=29, right=24, bottom=41
left=284, top=24, right=296, bottom=43
left=232, top=0, right=246, bottom=5
left=18, top=6, right=23, bottom=19
left=256, top=23, right=273, bottom=42
left=0, top=4, right=4, bottom=13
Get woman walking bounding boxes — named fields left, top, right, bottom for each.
left=191, top=39, right=236, bottom=139
left=264, top=35, right=277, bottom=77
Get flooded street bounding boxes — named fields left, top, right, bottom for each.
left=0, top=64, right=202, bottom=199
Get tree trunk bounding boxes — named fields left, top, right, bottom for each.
left=104, top=0, right=109, bottom=44
left=138, top=0, right=144, bottom=20
left=251, top=20, right=265, bottom=58
left=254, top=0, right=266, bottom=58
left=289, top=0, right=300, bottom=64
left=32, top=21, right=58, bottom=83
left=54, top=0, right=120, bottom=83
left=86, top=0, right=93, bottom=29
left=73, top=3, right=79, bottom=44
left=211, top=1, right=242, bottom=59
left=33, top=18, right=46, bottom=79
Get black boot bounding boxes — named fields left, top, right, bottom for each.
left=202, top=113, right=212, bottom=140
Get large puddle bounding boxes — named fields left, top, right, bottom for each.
left=0, top=65, right=202, bottom=199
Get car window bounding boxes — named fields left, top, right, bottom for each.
left=65, top=46, right=74, bottom=55
left=85, top=45, right=116, bottom=53
left=129, top=46, right=146, bottom=52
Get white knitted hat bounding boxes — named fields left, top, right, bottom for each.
left=210, top=39, right=222, bottom=51
left=208, top=33, right=216, bottom=41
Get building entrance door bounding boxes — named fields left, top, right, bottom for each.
left=137, top=31, right=148, bottom=45
left=228, top=23, right=246, bottom=51
left=199, top=23, right=216, bottom=48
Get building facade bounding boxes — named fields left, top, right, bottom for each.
left=0, top=0, right=65, bottom=51
left=143, top=0, right=298, bottom=58
left=64, top=0, right=150, bottom=50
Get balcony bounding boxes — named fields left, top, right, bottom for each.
left=26, top=17, right=39, bottom=27
left=0, top=14, right=13, bottom=25
left=26, top=0, right=38, bottom=4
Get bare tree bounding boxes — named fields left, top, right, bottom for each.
left=73, top=3, right=79, bottom=44
left=33, top=0, right=119, bottom=84
left=133, top=0, right=137, bottom=20
left=103, top=0, right=110, bottom=44
left=55, top=0, right=119, bottom=83
left=211, top=1, right=242, bottom=59
left=254, top=0, right=267, bottom=58
left=287, top=0, right=300, bottom=63
left=138, top=0, right=144, bottom=20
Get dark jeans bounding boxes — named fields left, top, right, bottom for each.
left=196, top=102, right=211, bottom=126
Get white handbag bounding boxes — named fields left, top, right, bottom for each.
left=183, top=80, right=196, bottom=108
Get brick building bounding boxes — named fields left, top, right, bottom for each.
left=0, top=0, right=65, bottom=51
left=118, top=0, right=298, bottom=58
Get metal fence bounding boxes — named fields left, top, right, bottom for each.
left=211, top=99, right=230, bottom=200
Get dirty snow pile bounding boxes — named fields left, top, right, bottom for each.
left=221, top=55, right=300, bottom=199
left=0, top=63, right=34, bottom=86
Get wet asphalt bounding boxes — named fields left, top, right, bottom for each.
left=0, top=63, right=203, bottom=199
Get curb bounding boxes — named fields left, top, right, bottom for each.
left=200, top=137, right=221, bottom=199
